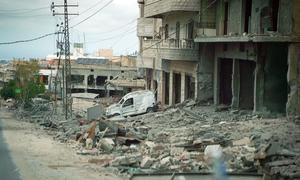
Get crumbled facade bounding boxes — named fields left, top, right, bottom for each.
left=137, top=0, right=300, bottom=116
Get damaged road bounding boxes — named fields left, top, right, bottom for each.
left=0, top=109, right=123, bottom=180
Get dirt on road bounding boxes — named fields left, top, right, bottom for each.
left=0, top=109, right=123, bottom=180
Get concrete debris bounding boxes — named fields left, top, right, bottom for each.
left=140, top=156, right=154, bottom=168
left=11, top=98, right=300, bottom=178
left=99, top=138, right=115, bottom=152
left=233, top=137, right=251, bottom=146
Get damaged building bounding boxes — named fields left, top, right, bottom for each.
left=137, top=0, right=300, bottom=116
left=137, top=0, right=212, bottom=105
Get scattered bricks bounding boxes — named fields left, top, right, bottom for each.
left=140, top=156, right=154, bottom=168
left=233, top=137, right=251, bottom=146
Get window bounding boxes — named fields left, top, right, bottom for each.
left=164, top=24, right=169, bottom=40
left=123, top=98, right=133, bottom=107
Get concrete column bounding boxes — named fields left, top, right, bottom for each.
left=214, top=58, right=219, bottom=105
left=194, top=72, right=198, bottom=100
left=286, top=43, right=300, bottom=117
left=231, top=59, right=240, bottom=109
left=254, top=49, right=265, bottom=112
left=169, top=70, right=174, bottom=105
left=106, top=75, right=110, bottom=97
left=84, top=75, right=88, bottom=93
left=157, top=71, right=164, bottom=104
left=181, top=72, right=186, bottom=103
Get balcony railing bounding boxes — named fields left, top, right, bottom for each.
left=142, top=38, right=199, bottom=61
left=143, top=38, right=196, bottom=49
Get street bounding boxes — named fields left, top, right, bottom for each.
left=0, top=116, right=22, bottom=180
left=0, top=109, right=122, bottom=180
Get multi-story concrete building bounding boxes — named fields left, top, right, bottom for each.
left=137, top=0, right=300, bottom=116
left=194, top=0, right=300, bottom=116
left=137, top=0, right=214, bottom=105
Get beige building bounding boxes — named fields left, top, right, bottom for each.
left=137, top=0, right=213, bottom=105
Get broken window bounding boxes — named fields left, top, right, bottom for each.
left=96, top=76, right=107, bottom=86
left=243, top=0, right=252, bottom=33
left=224, top=1, right=229, bottom=35
left=260, top=0, right=279, bottom=33
left=87, top=75, right=95, bottom=86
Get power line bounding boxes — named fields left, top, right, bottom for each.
left=0, top=32, right=57, bottom=45
left=0, top=14, right=51, bottom=17
left=70, top=0, right=114, bottom=28
left=76, top=0, right=105, bottom=17
left=0, top=6, right=49, bottom=12
left=81, top=19, right=137, bottom=36
left=85, top=27, right=136, bottom=44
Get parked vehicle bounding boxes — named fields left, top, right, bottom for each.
left=105, top=90, right=157, bottom=117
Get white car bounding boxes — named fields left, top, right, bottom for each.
left=106, top=90, right=157, bottom=117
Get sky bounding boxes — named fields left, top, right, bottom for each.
left=0, top=0, right=139, bottom=60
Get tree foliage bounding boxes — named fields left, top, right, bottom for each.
left=0, top=60, right=45, bottom=103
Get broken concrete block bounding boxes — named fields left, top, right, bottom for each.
left=140, top=156, right=154, bottom=168
left=160, top=156, right=172, bottom=169
left=233, top=137, right=251, bottom=146
left=111, top=154, right=142, bottom=167
left=99, top=138, right=115, bottom=152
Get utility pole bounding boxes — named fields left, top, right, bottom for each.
left=51, top=1, right=78, bottom=120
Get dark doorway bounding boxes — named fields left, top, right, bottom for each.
left=264, top=44, right=288, bottom=113
left=173, top=73, right=181, bottom=104
left=244, top=0, right=252, bottom=33
left=219, top=59, right=233, bottom=105
left=185, top=75, right=195, bottom=99
left=239, top=60, right=256, bottom=109
left=164, top=72, right=170, bottom=105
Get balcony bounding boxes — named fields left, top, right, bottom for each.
left=137, top=18, right=156, bottom=37
left=142, top=39, right=199, bottom=61
left=144, top=0, right=200, bottom=18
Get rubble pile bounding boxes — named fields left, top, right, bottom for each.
left=11, top=99, right=300, bottom=178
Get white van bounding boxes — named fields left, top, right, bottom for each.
left=106, top=90, right=157, bottom=117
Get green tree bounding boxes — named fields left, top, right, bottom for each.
left=0, top=60, right=45, bottom=104
left=0, top=80, right=17, bottom=100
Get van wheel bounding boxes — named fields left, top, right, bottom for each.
left=146, top=107, right=154, bottom=113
